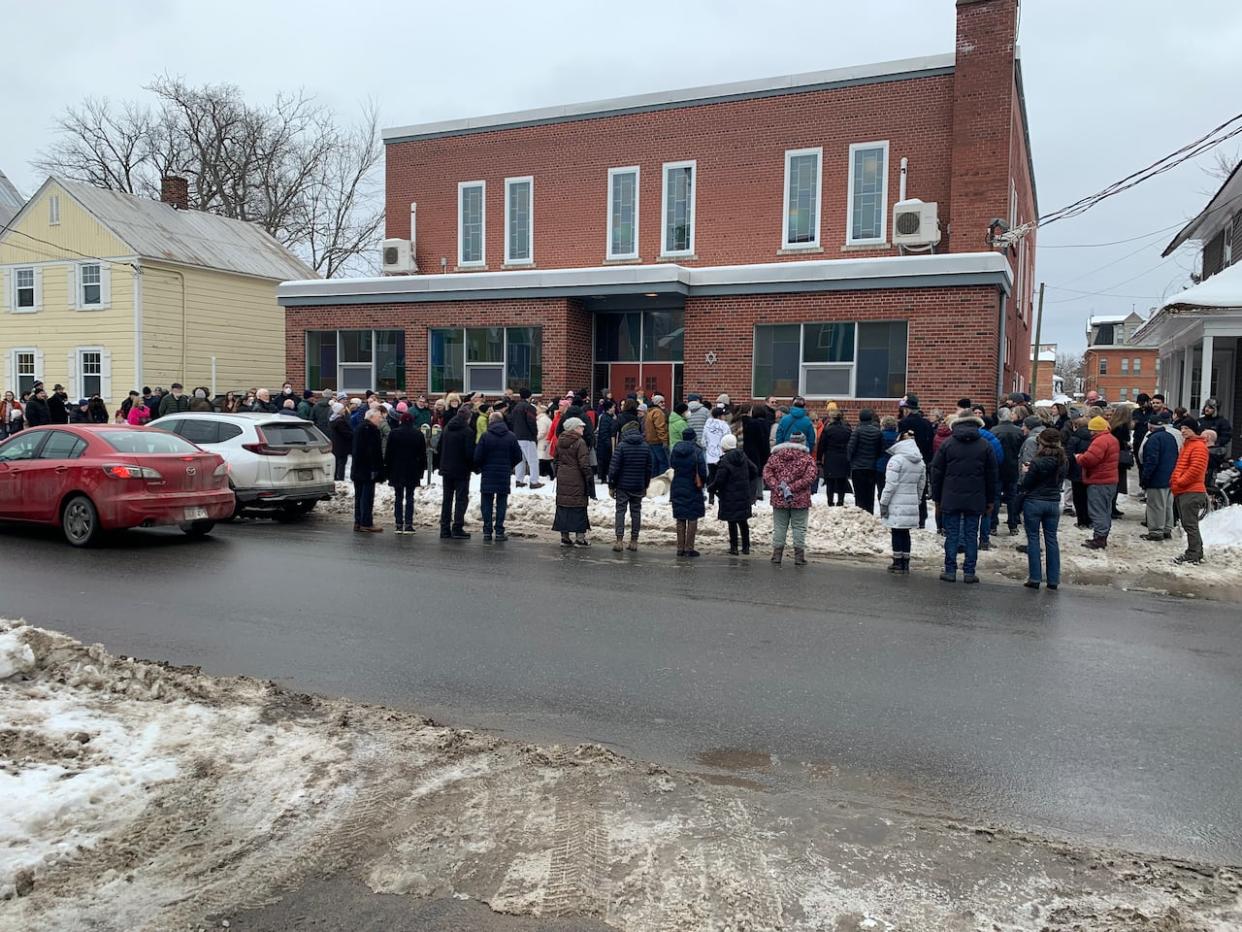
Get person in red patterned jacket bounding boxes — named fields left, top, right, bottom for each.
left=762, top=431, right=819, bottom=567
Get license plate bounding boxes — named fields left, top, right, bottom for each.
left=296, top=469, right=315, bottom=481
left=184, top=506, right=209, bottom=521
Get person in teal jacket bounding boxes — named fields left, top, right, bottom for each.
left=775, top=397, right=816, bottom=452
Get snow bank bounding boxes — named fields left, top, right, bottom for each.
left=1201, top=505, right=1242, bottom=550
left=0, top=630, right=34, bottom=680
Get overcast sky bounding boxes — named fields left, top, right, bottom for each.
left=2, top=0, right=1240, bottom=353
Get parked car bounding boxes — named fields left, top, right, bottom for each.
left=0, top=425, right=233, bottom=546
left=153, top=413, right=335, bottom=519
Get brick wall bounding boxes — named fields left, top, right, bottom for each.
left=1081, top=347, right=1159, bottom=400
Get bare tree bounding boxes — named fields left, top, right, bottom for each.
left=1204, top=147, right=1240, bottom=182
left=1055, top=351, right=1084, bottom=393
left=35, top=77, right=383, bottom=277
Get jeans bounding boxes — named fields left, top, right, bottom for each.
left=890, top=528, right=911, bottom=554
left=392, top=484, right=415, bottom=528
left=516, top=440, right=539, bottom=483
left=850, top=469, right=876, bottom=513
left=943, top=511, right=981, bottom=575
left=1086, top=483, right=1113, bottom=538
left=614, top=488, right=642, bottom=539
left=1022, top=498, right=1060, bottom=585
left=772, top=508, right=808, bottom=549
left=1145, top=486, right=1174, bottom=535
left=353, top=480, right=376, bottom=527
left=1176, top=492, right=1206, bottom=559
left=481, top=492, right=508, bottom=535
left=440, top=476, right=470, bottom=533
left=649, top=443, right=669, bottom=475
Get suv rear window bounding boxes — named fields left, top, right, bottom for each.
left=260, top=423, right=325, bottom=446
left=101, top=430, right=200, bottom=455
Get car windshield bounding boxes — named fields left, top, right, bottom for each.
left=99, top=430, right=200, bottom=455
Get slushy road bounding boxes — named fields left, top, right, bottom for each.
left=3, top=515, right=1239, bottom=864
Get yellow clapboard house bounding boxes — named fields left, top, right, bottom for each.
left=0, top=176, right=313, bottom=405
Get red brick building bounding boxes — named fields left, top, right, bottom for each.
left=1081, top=313, right=1159, bottom=403
left=279, top=0, right=1037, bottom=414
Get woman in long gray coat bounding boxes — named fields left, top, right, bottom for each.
left=879, top=432, right=927, bottom=575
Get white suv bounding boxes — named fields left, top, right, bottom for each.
left=155, top=413, right=335, bottom=519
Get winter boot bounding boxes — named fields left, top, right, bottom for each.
left=794, top=548, right=807, bottom=566
left=676, top=522, right=687, bottom=557
left=887, top=552, right=903, bottom=574
left=627, top=538, right=639, bottom=552
left=900, top=554, right=911, bottom=575
left=685, top=521, right=700, bottom=558
left=740, top=524, right=751, bottom=555
left=1083, top=536, right=1107, bottom=550
left=613, top=537, right=625, bottom=552
left=771, top=546, right=784, bottom=565
left=940, top=567, right=957, bottom=583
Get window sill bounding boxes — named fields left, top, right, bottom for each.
left=76, top=306, right=109, bottom=312
left=602, top=257, right=643, bottom=265
left=841, top=242, right=889, bottom=252
left=453, top=265, right=490, bottom=273
left=501, top=263, right=535, bottom=270
left=778, top=245, right=824, bottom=255
left=656, top=254, right=697, bottom=262
left=8, top=309, right=39, bottom=314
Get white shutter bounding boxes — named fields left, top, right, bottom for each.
left=33, top=267, right=43, bottom=311
left=99, top=264, right=112, bottom=309
left=66, top=351, right=77, bottom=401
left=68, top=265, right=78, bottom=309
left=34, top=349, right=44, bottom=382
left=101, top=348, right=113, bottom=402
left=0, top=270, right=9, bottom=311
left=4, top=352, right=11, bottom=389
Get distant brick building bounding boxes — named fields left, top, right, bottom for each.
left=1081, top=313, right=1158, bottom=403
left=1030, top=343, right=1062, bottom=398
left=279, top=0, right=1037, bottom=415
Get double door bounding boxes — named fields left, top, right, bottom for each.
left=605, top=363, right=679, bottom=403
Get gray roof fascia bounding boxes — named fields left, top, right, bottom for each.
left=383, top=54, right=956, bottom=144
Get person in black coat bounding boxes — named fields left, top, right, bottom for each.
left=615, top=398, right=640, bottom=435
left=438, top=411, right=476, bottom=539
left=473, top=412, right=522, bottom=541
left=48, top=386, right=70, bottom=424
left=384, top=414, right=427, bottom=535
left=930, top=414, right=998, bottom=583
left=607, top=422, right=653, bottom=549
left=845, top=408, right=883, bottom=514
left=898, top=395, right=937, bottom=528
left=69, top=399, right=92, bottom=423
left=818, top=412, right=852, bottom=506
left=595, top=399, right=617, bottom=483
left=708, top=434, right=759, bottom=555
left=992, top=409, right=1025, bottom=533
left=1064, top=417, right=1093, bottom=528
left=741, top=404, right=771, bottom=504
left=350, top=410, right=385, bottom=532
left=24, top=388, right=51, bottom=427
left=328, top=404, right=353, bottom=481
left=509, top=388, right=541, bottom=488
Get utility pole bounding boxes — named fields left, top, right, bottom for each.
left=1030, top=282, right=1046, bottom=399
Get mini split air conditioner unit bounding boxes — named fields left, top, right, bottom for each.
left=381, top=239, right=417, bottom=273
left=892, top=199, right=941, bottom=247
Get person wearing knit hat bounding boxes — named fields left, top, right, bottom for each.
left=552, top=417, right=593, bottom=546
left=670, top=425, right=708, bottom=557
left=707, top=430, right=758, bottom=555
left=396, top=401, right=409, bottom=414
left=763, top=427, right=818, bottom=564
left=328, top=402, right=353, bottom=481
left=1075, top=414, right=1121, bottom=548
left=1171, top=417, right=1209, bottom=564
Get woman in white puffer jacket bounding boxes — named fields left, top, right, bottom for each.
left=879, top=433, right=927, bottom=575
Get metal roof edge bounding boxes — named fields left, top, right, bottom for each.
left=1162, top=160, right=1242, bottom=257
left=382, top=53, right=956, bottom=143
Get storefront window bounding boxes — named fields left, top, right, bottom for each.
left=430, top=329, right=465, bottom=394
left=375, top=330, right=406, bottom=392
left=430, top=327, right=542, bottom=395
left=594, top=313, right=642, bottom=362
left=505, top=327, right=543, bottom=393
left=306, top=331, right=337, bottom=391
left=753, top=321, right=907, bottom=399
left=642, top=310, right=685, bottom=362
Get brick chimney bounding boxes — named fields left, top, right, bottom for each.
left=948, top=0, right=1019, bottom=253
left=160, top=175, right=189, bottom=211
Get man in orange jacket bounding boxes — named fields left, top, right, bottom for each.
left=1171, top=417, right=1210, bottom=565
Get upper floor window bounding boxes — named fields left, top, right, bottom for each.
left=783, top=148, right=822, bottom=249
left=13, top=268, right=36, bottom=310
left=78, top=262, right=105, bottom=308
left=1099, top=358, right=1108, bottom=375
left=607, top=167, right=639, bottom=260
left=1121, top=358, right=1129, bottom=374
left=504, top=176, right=533, bottom=265
left=661, top=161, right=696, bottom=257
left=1133, top=357, right=1142, bottom=373
left=458, top=181, right=485, bottom=267
left=49, top=195, right=60, bottom=225
left=847, top=141, right=888, bottom=245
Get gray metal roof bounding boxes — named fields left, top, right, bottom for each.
left=0, top=169, right=23, bottom=230
left=54, top=177, right=316, bottom=281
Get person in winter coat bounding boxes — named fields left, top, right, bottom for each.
left=328, top=404, right=354, bottom=481
left=48, top=385, right=70, bottom=424
left=473, top=411, right=523, bottom=541
left=818, top=411, right=851, bottom=506
left=384, top=413, right=427, bottom=534
left=993, top=408, right=1025, bottom=534
left=87, top=396, right=109, bottom=423
left=684, top=396, right=710, bottom=445
left=931, top=417, right=952, bottom=457
left=1198, top=399, right=1232, bottom=455
left=1171, top=418, right=1209, bottom=565
left=846, top=409, right=883, bottom=513
left=897, top=395, right=936, bottom=464
left=189, top=388, right=214, bottom=412
left=775, top=398, right=816, bottom=452
left=158, top=383, right=192, bottom=419
left=69, top=399, right=92, bottom=423
left=24, top=388, right=51, bottom=428
left=702, top=407, right=731, bottom=504
left=1063, top=416, right=1093, bottom=528
left=742, top=403, right=772, bottom=504
left=1018, top=415, right=1047, bottom=470
left=274, top=383, right=298, bottom=414
left=879, top=432, right=927, bottom=575
left=350, top=410, right=386, bottom=532
left=670, top=428, right=709, bottom=557
left=1021, top=429, right=1068, bottom=589
left=644, top=394, right=670, bottom=474
left=0, top=392, right=21, bottom=438
left=708, top=433, right=759, bottom=555
left=976, top=421, right=1005, bottom=549
left=296, top=391, right=315, bottom=420
left=668, top=402, right=689, bottom=448
left=608, top=421, right=654, bottom=551
left=438, top=411, right=476, bottom=539
left=510, top=388, right=543, bottom=488
left=594, top=399, right=617, bottom=484
left=763, top=431, right=818, bottom=566
left=874, top=416, right=899, bottom=500
left=552, top=418, right=593, bottom=546
left=126, top=398, right=151, bottom=426
left=930, top=414, right=998, bottom=584
left=1140, top=410, right=1178, bottom=542
left=537, top=404, right=555, bottom=479
left=615, top=398, right=639, bottom=435
left=1109, top=407, right=1133, bottom=518
left=1075, top=415, right=1121, bottom=548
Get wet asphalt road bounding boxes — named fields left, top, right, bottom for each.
left=2, top=516, right=1240, bottom=865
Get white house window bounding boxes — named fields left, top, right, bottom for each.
left=1121, top=358, right=1130, bottom=374
left=1099, top=358, right=1108, bottom=375
left=458, top=181, right=486, bottom=267
left=14, top=268, right=35, bottom=310
left=607, top=166, right=639, bottom=260
left=847, top=141, right=889, bottom=244
left=80, top=263, right=102, bottom=306
left=49, top=195, right=60, bottom=225
left=504, top=177, right=533, bottom=265
left=752, top=321, right=908, bottom=399
left=1133, top=357, right=1142, bottom=373
left=661, top=161, right=696, bottom=257
left=78, top=349, right=102, bottom=397
left=783, top=148, right=822, bottom=248
left=12, top=350, right=38, bottom=395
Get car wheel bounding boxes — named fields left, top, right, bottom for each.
left=62, top=495, right=100, bottom=547
left=181, top=520, right=216, bottom=537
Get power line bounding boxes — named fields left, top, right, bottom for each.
left=4, top=228, right=134, bottom=269
left=1037, top=220, right=1186, bottom=249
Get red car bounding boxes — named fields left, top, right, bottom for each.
left=0, top=425, right=234, bottom=546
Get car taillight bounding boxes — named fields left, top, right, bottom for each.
left=242, top=427, right=288, bottom=456
left=102, top=464, right=163, bottom=480
left=317, top=443, right=331, bottom=454
left=213, top=461, right=230, bottom=478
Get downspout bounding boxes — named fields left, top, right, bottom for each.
left=996, top=288, right=1007, bottom=400
left=132, top=259, right=143, bottom=390
left=164, top=267, right=188, bottom=383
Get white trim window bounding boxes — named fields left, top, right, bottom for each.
left=13, top=267, right=37, bottom=311
left=457, top=180, right=486, bottom=267
left=504, top=176, right=533, bottom=265
left=1133, top=357, right=1142, bottom=374
left=660, top=160, right=696, bottom=257
left=606, top=166, right=640, bottom=260
left=75, top=347, right=108, bottom=399
left=846, top=141, right=889, bottom=245
left=752, top=321, right=908, bottom=400
left=782, top=147, right=822, bottom=248
left=49, top=194, right=60, bottom=225
left=1121, top=357, right=1130, bottom=374
left=9, top=348, right=42, bottom=396
left=75, top=261, right=110, bottom=309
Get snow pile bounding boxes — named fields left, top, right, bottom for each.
left=0, top=629, right=34, bottom=680
left=1201, top=505, right=1242, bottom=551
